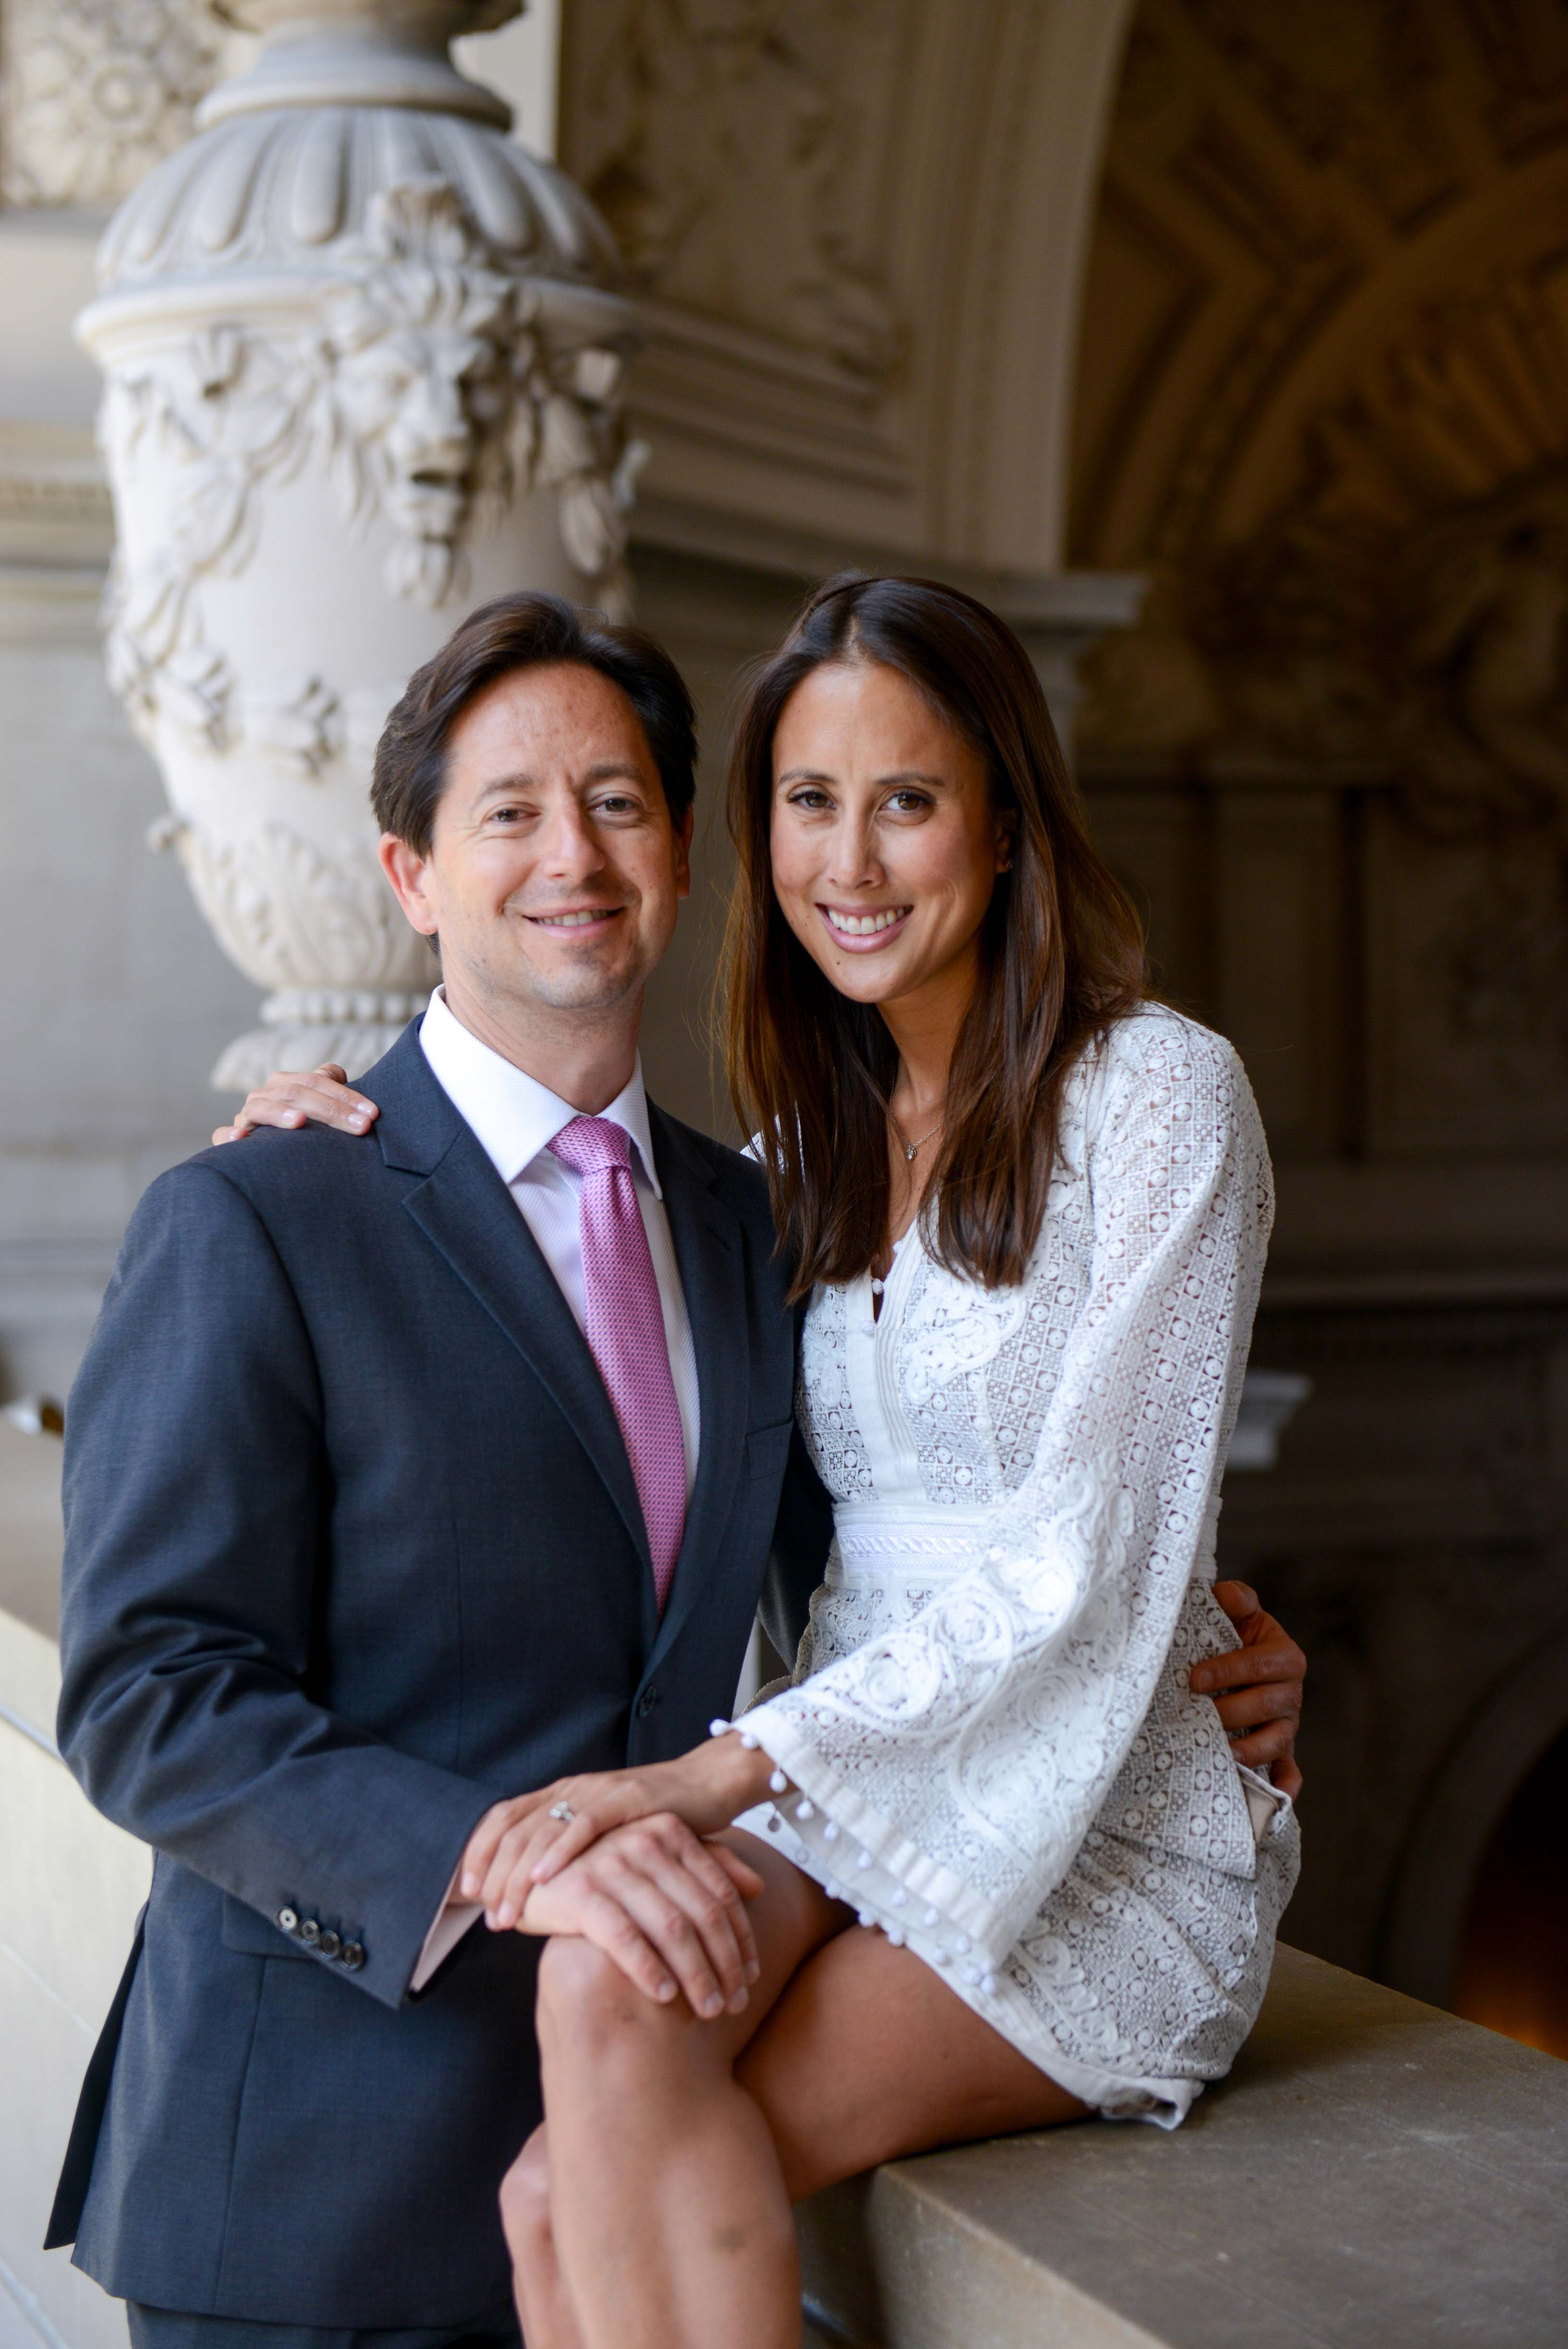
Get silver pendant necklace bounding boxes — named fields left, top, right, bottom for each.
left=889, top=1111, right=944, bottom=1164
left=877, top=1110, right=942, bottom=1308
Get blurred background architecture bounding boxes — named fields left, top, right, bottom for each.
left=3, top=4, right=1568, bottom=2342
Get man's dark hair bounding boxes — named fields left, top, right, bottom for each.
left=371, top=592, right=698, bottom=853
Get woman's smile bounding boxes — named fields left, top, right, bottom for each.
left=819, top=902, right=913, bottom=948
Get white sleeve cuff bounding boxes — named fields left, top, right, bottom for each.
left=757, top=1785, right=1005, bottom=1991
left=409, top=1860, right=482, bottom=1993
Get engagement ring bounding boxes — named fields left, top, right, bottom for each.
left=548, top=1801, right=575, bottom=1823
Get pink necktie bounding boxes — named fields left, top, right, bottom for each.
left=548, top=1116, right=687, bottom=1612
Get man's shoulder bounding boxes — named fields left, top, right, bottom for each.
left=148, top=1025, right=448, bottom=1225
left=114, top=1134, right=386, bottom=1287
left=164, top=1123, right=386, bottom=1213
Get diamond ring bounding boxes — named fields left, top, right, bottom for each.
left=548, top=1801, right=575, bottom=1823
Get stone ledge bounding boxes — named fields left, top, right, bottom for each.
left=797, top=1945, right=1568, bottom=2348
left=0, top=1420, right=65, bottom=1646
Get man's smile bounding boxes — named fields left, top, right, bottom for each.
left=524, top=906, right=627, bottom=934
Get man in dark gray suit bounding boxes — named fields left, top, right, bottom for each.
left=46, top=592, right=1307, bottom=2349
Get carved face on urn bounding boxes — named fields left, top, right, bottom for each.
left=333, top=318, right=511, bottom=548
left=322, top=180, right=529, bottom=606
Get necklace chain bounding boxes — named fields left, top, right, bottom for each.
left=888, top=1108, right=944, bottom=1164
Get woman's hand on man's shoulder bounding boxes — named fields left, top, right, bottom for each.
left=213, top=1064, right=380, bottom=1145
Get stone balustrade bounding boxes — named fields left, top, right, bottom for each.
left=4, top=1425, right=1566, bottom=2349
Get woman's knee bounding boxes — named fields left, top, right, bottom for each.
left=536, top=1934, right=638, bottom=2045
left=535, top=1933, right=693, bottom=2086
left=498, top=2128, right=551, bottom=2259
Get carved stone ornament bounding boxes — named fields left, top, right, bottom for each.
left=568, top=0, right=902, bottom=376
left=76, top=1, right=641, bottom=1088
left=0, top=0, right=226, bottom=209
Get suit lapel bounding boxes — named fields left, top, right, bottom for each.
left=371, top=1033, right=653, bottom=1580
left=368, top=1032, right=749, bottom=1651
left=646, top=1108, right=750, bottom=1673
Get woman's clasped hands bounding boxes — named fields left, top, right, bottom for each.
left=456, top=1732, right=782, bottom=2021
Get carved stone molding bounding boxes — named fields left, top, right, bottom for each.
left=77, top=1, right=640, bottom=1086
left=0, top=0, right=225, bottom=209
left=1175, top=1, right=1458, bottom=230
left=560, top=0, right=1138, bottom=569
left=0, top=421, right=112, bottom=564
left=1072, top=0, right=1568, bottom=1138
left=568, top=0, right=903, bottom=377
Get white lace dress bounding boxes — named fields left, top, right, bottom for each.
left=742, top=1004, right=1300, bottom=2127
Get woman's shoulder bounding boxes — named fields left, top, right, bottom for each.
left=1076, top=1003, right=1259, bottom=1150
left=1090, top=1001, right=1245, bottom=1088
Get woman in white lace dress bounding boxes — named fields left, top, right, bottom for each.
left=475, top=573, right=1301, bottom=2348
left=233, top=576, right=1302, bottom=2349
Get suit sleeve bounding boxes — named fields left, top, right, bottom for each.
left=57, top=1162, right=497, bottom=2010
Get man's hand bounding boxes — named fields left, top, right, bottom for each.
left=514, top=1816, right=765, bottom=2020
left=1191, top=1580, right=1305, bottom=1801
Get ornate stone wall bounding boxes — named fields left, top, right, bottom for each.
left=1072, top=0, right=1568, bottom=1172
left=559, top=0, right=1138, bottom=570
left=0, top=0, right=226, bottom=208
left=1068, top=0, right=1568, bottom=2005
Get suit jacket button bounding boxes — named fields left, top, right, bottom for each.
left=318, top=1930, right=342, bottom=1960
left=340, top=1942, right=365, bottom=1972
left=297, top=1917, right=321, bottom=1946
left=637, top=1686, right=659, bottom=1717
left=276, top=1907, right=299, bottom=1935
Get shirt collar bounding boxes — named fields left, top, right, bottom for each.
left=418, top=986, right=661, bottom=1197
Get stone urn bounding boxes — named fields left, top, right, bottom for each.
left=76, top=1, right=641, bottom=1087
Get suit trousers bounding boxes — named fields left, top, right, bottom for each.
left=127, top=2305, right=522, bottom=2349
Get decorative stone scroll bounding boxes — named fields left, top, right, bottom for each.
left=77, top=2, right=641, bottom=1087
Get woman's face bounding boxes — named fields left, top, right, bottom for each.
left=769, top=658, right=1012, bottom=1014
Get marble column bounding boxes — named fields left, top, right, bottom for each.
left=75, top=1, right=639, bottom=1086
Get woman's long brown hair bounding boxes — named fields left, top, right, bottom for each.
left=722, top=573, right=1147, bottom=1300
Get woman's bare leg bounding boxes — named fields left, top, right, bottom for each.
left=499, top=2125, right=582, bottom=2349
left=528, top=1833, right=843, bottom=2349
left=525, top=1839, right=1089, bottom=2347
left=736, top=1925, right=1089, bottom=2202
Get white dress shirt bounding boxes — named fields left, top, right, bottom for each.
left=411, top=986, right=701, bottom=1988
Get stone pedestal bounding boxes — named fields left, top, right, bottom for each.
left=75, top=2, right=639, bottom=1087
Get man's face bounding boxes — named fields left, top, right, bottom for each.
left=380, top=662, right=692, bottom=1026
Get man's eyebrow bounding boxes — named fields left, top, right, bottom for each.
left=776, top=766, right=949, bottom=789
left=471, top=761, right=649, bottom=799
left=472, top=774, right=538, bottom=797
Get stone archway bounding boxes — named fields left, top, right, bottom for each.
left=1067, top=0, right=1568, bottom=1179
left=1062, top=1, right=1568, bottom=2014
left=1380, top=1625, right=1568, bottom=2012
